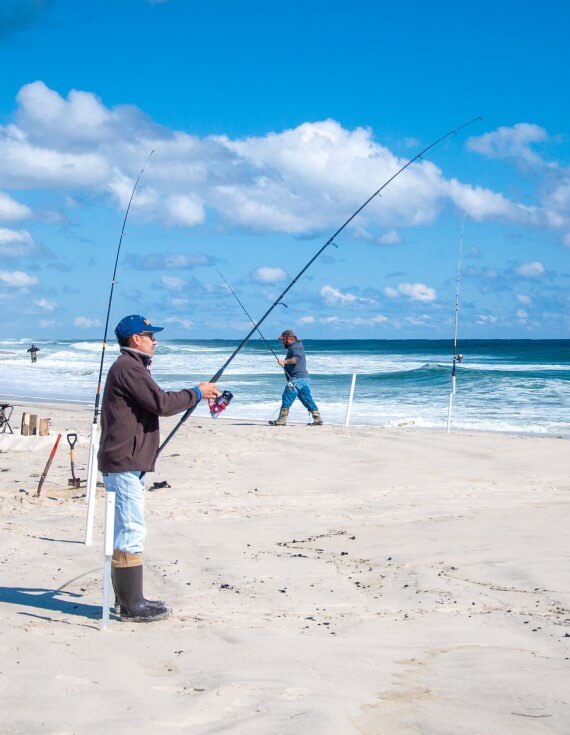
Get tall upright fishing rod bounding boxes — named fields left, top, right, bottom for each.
left=84, top=150, right=155, bottom=546
left=446, top=214, right=465, bottom=434
left=154, top=116, right=482, bottom=462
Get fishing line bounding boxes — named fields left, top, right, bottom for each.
left=153, top=116, right=482, bottom=463
left=215, top=266, right=281, bottom=361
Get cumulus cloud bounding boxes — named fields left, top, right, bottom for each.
left=0, top=192, right=33, bottom=221
left=74, top=316, right=101, bottom=328
left=297, top=315, right=315, bottom=324
left=516, top=309, right=528, bottom=319
left=516, top=261, right=545, bottom=278
left=320, top=284, right=376, bottom=306
left=476, top=314, right=497, bottom=325
left=383, top=282, right=436, bottom=302
left=467, top=123, right=548, bottom=167
left=0, top=269, right=39, bottom=287
left=0, top=228, right=37, bottom=257
left=1, top=82, right=568, bottom=242
left=251, top=266, right=288, bottom=284
left=517, top=294, right=532, bottom=304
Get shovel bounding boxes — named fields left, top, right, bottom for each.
left=67, top=433, right=81, bottom=488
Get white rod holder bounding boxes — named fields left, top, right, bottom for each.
left=84, top=422, right=99, bottom=546
left=344, top=373, right=357, bottom=427
left=446, top=391, right=453, bottom=434
left=101, top=490, right=115, bottom=630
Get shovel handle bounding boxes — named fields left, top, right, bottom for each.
left=67, top=433, right=78, bottom=449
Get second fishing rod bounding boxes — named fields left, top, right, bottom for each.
left=153, top=116, right=482, bottom=463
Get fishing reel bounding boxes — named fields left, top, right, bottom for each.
left=208, top=390, right=234, bottom=419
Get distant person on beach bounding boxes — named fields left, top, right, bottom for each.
left=269, top=329, right=323, bottom=426
left=27, top=344, right=40, bottom=363
left=98, top=314, right=220, bottom=623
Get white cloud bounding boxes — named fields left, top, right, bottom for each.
left=476, top=314, right=497, bottom=325
left=563, top=233, right=570, bottom=248
left=1, top=82, right=567, bottom=241
left=0, top=269, right=39, bottom=287
left=0, top=227, right=37, bottom=257
left=467, top=123, right=548, bottom=167
left=34, top=298, right=56, bottom=311
left=320, top=284, right=375, bottom=306
left=516, top=261, right=545, bottom=278
left=165, top=194, right=204, bottom=226
left=39, top=319, right=56, bottom=328
left=164, top=316, right=194, bottom=329
left=385, top=282, right=436, bottom=302
left=160, top=275, right=185, bottom=290
left=0, top=192, right=32, bottom=221
left=517, top=294, right=532, bottom=304
left=378, top=229, right=401, bottom=245
left=447, top=179, right=539, bottom=224
left=74, top=316, right=101, bottom=328
left=251, top=266, right=288, bottom=284
left=297, top=315, right=315, bottom=324
left=383, top=286, right=400, bottom=299
left=516, top=309, right=528, bottom=319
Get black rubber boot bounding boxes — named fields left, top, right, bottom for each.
left=112, top=570, right=166, bottom=614
left=112, top=565, right=171, bottom=622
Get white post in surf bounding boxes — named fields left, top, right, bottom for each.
left=101, top=490, right=115, bottom=630
left=446, top=216, right=464, bottom=435
left=344, top=373, right=357, bottom=426
left=84, top=422, right=99, bottom=545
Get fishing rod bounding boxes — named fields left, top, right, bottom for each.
left=154, top=116, right=482, bottom=461
left=84, top=150, right=155, bottom=545
left=446, top=214, right=465, bottom=434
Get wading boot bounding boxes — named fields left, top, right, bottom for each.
left=112, top=550, right=170, bottom=622
left=307, top=409, right=323, bottom=426
left=269, top=407, right=289, bottom=426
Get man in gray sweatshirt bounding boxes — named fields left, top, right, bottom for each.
left=98, top=314, right=219, bottom=622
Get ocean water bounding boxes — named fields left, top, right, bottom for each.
left=0, top=338, right=568, bottom=437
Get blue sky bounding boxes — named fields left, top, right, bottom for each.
left=0, top=0, right=568, bottom=340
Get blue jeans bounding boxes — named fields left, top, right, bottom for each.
left=104, top=471, right=146, bottom=553
left=281, top=377, right=318, bottom=412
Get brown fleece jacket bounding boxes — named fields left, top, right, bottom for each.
left=97, top=349, right=199, bottom=473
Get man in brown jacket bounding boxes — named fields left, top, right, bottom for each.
left=98, top=314, right=219, bottom=622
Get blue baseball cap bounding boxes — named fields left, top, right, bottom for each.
left=114, top=314, right=165, bottom=339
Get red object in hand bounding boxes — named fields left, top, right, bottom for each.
left=208, top=391, right=234, bottom=418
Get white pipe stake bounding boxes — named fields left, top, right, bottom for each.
left=446, top=391, right=453, bottom=434
left=84, top=422, right=99, bottom=546
left=344, top=373, right=357, bottom=427
left=101, top=490, right=115, bottom=630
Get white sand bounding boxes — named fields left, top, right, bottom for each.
left=0, top=400, right=568, bottom=734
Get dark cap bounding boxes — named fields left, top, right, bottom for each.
left=278, top=329, right=296, bottom=340
left=114, top=314, right=165, bottom=339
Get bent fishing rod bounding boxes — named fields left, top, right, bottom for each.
left=154, top=116, right=482, bottom=461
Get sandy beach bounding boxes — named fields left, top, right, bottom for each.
left=0, top=400, right=568, bottom=734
